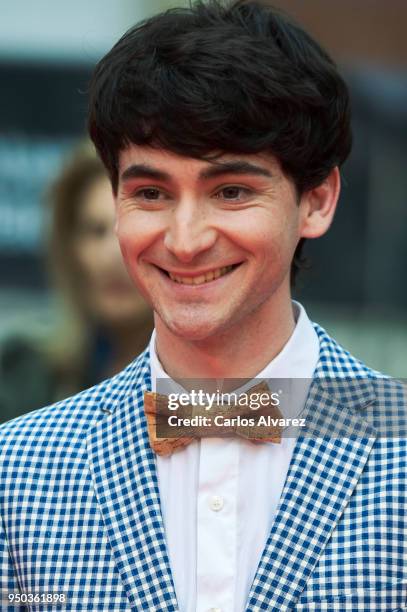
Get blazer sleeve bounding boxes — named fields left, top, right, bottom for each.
left=0, top=515, right=25, bottom=611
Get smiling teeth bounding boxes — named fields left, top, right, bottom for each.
left=169, top=265, right=234, bottom=285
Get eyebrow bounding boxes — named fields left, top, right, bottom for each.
left=121, top=164, right=170, bottom=183
left=200, top=160, right=273, bottom=180
left=120, top=160, right=273, bottom=184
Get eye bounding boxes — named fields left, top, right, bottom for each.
left=136, top=187, right=164, bottom=200
left=214, top=185, right=253, bottom=201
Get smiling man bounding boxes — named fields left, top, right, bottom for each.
left=115, top=148, right=337, bottom=376
left=1, top=1, right=406, bottom=611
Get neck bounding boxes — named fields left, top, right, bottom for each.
left=154, top=290, right=296, bottom=380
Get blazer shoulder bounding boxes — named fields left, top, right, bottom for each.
left=312, top=321, right=387, bottom=378
left=0, top=348, right=150, bottom=458
left=313, top=321, right=407, bottom=435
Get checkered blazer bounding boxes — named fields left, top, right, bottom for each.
left=0, top=324, right=406, bottom=611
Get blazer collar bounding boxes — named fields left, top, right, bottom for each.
left=87, top=324, right=377, bottom=612
left=87, top=349, right=179, bottom=611
left=245, top=324, right=377, bottom=611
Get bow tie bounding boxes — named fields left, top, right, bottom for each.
left=143, top=381, right=283, bottom=456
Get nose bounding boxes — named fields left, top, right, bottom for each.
left=164, top=199, right=217, bottom=262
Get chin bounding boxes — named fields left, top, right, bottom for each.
left=162, top=313, right=222, bottom=342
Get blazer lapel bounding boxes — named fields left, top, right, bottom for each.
left=86, top=349, right=179, bottom=611
left=246, top=364, right=377, bottom=611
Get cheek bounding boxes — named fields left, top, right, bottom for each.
left=116, top=214, right=151, bottom=260
left=229, top=209, right=298, bottom=263
left=116, top=212, right=163, bottom=279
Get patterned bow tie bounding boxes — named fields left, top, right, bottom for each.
left=143, top=381, right=283, bottom=456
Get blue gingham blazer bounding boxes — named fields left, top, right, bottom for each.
left=0, top=324, right=406, bottom=611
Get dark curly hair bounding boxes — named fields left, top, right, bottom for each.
left=88, top=0, right=352, bottom=282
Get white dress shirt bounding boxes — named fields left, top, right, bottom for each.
left=149, top=301, right=320, bottom=612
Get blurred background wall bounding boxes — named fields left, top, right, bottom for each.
left=0, top=0, right=406, bottom=378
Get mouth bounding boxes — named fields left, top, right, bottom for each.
left=157, top=263, right=241, bottom=286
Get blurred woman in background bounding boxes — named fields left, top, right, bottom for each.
left=0, top=141, right=153, bottom=422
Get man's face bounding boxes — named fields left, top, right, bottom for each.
left=115, top=146, right=307, bottom=341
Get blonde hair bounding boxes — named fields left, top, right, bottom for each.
left=44, top=141, right=113, bottom=394
left=41, top=140, right=107, bottom=397
left=49, top=140, right=107, bottom=313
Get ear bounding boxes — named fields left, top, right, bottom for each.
left=299, top=167, right=340, bottom=239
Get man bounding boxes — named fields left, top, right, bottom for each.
left=0, top=1, right=406, bottom=611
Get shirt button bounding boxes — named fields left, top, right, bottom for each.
left=209, top=495, right=224, bottom=512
